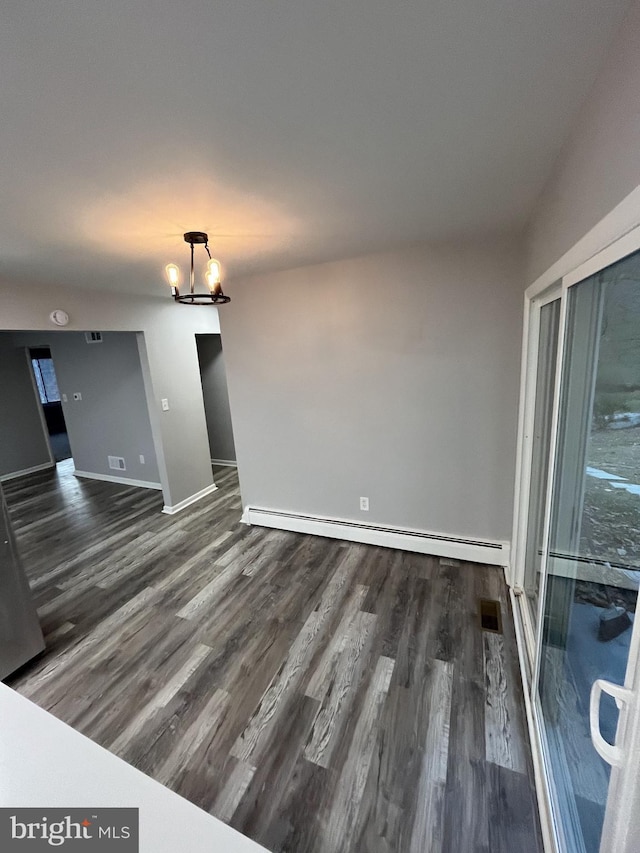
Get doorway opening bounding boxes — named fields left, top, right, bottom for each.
left=29, top=347, right=72, bottom=463
left=196, top=334, right=237, bottom=470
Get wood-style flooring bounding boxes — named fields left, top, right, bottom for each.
left=4, top=461, right=543, bottom=853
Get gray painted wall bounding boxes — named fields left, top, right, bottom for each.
left=0, top=338, right=52, bottom=478
left=220, top=238, right=524, bottom=542
left=196, top=335, right=236, bottom=464
left=10, top=332, right=160, bottom=485
left=0, top=283, right=219, bottom=509
left=51, top=332, right=160, bottom=484
left=527, top=1, right=640, bottom=280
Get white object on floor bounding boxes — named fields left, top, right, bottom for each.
left=0, top=683, right=268, bottom=853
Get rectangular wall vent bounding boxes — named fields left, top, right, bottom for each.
left=108, top=456, right=126, bottom=471
left=85, top=331, right=103, bottom=343
left=479, top=599, right=503, bottom=633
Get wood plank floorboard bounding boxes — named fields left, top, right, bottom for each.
left=4, top=462, right=542, bottom=852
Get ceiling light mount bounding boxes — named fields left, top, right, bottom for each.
left=183, top=231, right=209, bottom=245
left=165, top=231, right=230, bottom=305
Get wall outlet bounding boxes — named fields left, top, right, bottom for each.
left=73, top=392, right=82, bottom=401
left=139, top=454, right=145, bottom=464
left=61, top=393, right=68, bottom=402
left=360, top=496, right=369, bottom=511
left=161, top=398, right=170, bottom=411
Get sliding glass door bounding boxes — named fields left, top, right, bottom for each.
left=518, top=247, right=640, bottom=853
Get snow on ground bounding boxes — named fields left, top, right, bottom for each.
left=586, top=466, right=627, bottom=481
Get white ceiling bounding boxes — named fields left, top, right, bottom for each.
left=0, top=0, right=632, bottom=296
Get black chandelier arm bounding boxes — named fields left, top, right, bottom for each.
left=189, top=240, right=196, bottom=295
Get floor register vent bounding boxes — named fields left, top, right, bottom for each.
left=479, top=598, right=502, bottom=634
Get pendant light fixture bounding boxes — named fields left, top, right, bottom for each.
left=165, top=232, right=230, bottom=304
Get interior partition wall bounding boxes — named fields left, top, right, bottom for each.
left=512, top=227, right=640, bottom=853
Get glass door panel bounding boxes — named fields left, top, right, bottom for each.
left=524, top=298, right=561, bottom=627
left=537, top=251, right=640, bottom=853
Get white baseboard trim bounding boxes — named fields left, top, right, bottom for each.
left=510, top=588, right=557, bottom=853
left=0, top=461, right=56, bottom=482
left=162, top=482, right=218, bottom=515
left=241, top=506, right=510, bottom=567
left=211, top=458, right=237, bottom=468
left=74, top=470, right=163, bottom=490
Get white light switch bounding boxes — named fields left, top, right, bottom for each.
left=139, top=455, right=145, bottom=464
left=61, top=393, right=68, bottom=403
left=161, top=398, right=170, bottom=411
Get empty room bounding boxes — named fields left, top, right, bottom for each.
left=2, top=2, right=640, bottom=852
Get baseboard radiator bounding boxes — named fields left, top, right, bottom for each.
left=242, top=506, right=510, bottom=568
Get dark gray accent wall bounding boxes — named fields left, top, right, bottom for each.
left=196, top=335, right=236, bottom=464
left=10, top=331, right=160, bottom=485
left=49, top=332, right=160, bottom=484
left=0, top=287, right=218, bottom=511
left=0, top=337, right=52, bottom=478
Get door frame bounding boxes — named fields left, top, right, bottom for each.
left=24, top=347, right=56, bottom=469
left=511, top=200, right=640, bottom=853
left=511, top=282, right=563, bottom=663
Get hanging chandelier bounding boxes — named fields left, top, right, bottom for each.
left=165, top=232, right=230, bottom=305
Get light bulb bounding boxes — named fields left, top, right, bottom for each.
left=205, top=258, right=222, bottom=294
left=165, top=263, right=180, bottom=288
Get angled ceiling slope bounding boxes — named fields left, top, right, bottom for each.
left=0, top=0, right=632, bottom=295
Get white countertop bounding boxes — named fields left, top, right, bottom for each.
left=0, top=683, right=269, bottom=852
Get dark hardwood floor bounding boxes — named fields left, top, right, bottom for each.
left=4, top=461, right=543, bottom=853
